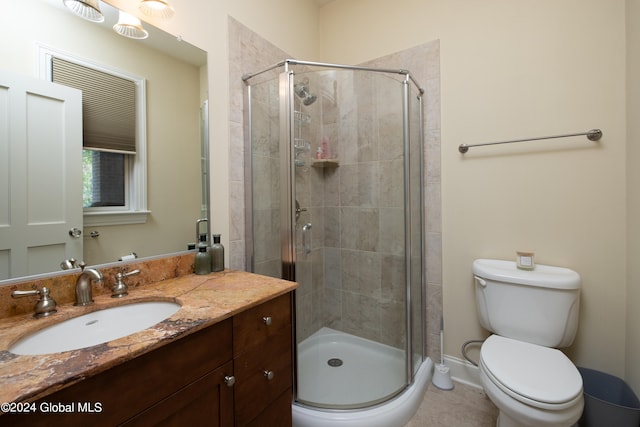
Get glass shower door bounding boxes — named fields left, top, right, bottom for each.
left=292, top=69, right=411, bottom=408
left=245, top=64, right=424, bottom=411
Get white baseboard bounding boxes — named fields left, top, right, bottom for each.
left=442, top=355, right=483, bottom=390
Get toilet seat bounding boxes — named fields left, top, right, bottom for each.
left=480, top=335, right=583, bottom=411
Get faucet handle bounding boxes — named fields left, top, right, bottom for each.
left=12, top=286, right=57, bottom=318
left=118, top=269, right=141, bottom=279
left=112, top=269, right=140, bottom=298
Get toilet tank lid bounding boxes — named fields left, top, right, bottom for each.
left=473, top=259, right=581, bottom=290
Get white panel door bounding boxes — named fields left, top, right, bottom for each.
left=0, top=68, right=82, bottom=280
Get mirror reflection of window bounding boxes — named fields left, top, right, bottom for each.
left=52, top=57, right=135, bottom=209
left=48, top=53, right=146, bottom=215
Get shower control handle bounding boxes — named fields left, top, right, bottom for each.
left=262, top=316, right=272, bottom=326
left=264, top=370, right=275, bottom=381
left=295, top=204, right=307, bottom=221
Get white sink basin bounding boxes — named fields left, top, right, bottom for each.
left=9, top=301, right=181, bottom=355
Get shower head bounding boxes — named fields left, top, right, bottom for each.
left=294, top=78, right=317, bottom=106
left=302, top=93, right=317, bottom=106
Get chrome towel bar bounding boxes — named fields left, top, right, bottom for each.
left=458, top=129, right=602, bottom=154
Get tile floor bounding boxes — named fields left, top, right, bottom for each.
left=405, top=381, right=499, bottom=426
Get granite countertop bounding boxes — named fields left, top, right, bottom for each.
left=0, top=269, right=297, bottom=406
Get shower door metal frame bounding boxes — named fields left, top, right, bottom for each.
left=408, top=79, right=427, bottom=377
left=401, top=78, right=414, bottom=387
left=279, top=70, right=297, bottom=282
left=243, top=83, right=254, bottom=272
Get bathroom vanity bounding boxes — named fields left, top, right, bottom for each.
left=0, top=261, right=296, bottom=427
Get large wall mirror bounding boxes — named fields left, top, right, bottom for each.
left=0, top=0, right=208, bottom=282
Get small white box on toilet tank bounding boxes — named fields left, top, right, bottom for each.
left=473, top=259, right=581, bottom=348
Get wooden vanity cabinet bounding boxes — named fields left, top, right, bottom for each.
left=7, top=319, right=234, bottom=427
left=4, top=291, right=294, bottom=427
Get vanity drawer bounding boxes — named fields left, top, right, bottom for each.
left=233, top=326, right=292, bottom=427
left=233, top=293, right=292, bottom=354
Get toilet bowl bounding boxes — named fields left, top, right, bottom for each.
left=472, top=259, right=583, bottom=427
left=479, top=335, right=583, bottom=427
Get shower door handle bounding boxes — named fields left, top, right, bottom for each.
left=302, top=223, right=312, bottom=255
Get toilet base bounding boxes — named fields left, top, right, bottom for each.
left=481, top=366, right=583, bottom=427
left=497, top=413, right=579, bottom=427
left=497, top=411, right=526, bottom=427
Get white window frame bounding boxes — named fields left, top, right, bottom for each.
left=37, top=43, right=149, bottom=226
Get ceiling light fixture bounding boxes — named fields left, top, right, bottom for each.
left=62, top=0, right=104, bottom=22
left=113, top=11, right=149, bottom=40
left=139, top=0, right=175, bottom=19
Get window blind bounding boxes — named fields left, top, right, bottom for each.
left=52, top=57, right=136, bottom=154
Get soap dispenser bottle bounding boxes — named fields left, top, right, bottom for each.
left=209, top=234, right=224, bottom=272
left=194, top=234, right=211, bottom=275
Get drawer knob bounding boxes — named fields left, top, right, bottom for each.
left=262, top=316, right=272, bottom=326
left=264, top=370, right=275, bottom=380
left=224, top=375, right=236, bottom=387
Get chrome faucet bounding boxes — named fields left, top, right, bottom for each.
left=74, top=262, right=103, bottom=306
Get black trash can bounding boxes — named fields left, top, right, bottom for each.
left=578, top=367, right=640, bottom=427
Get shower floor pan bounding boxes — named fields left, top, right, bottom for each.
left=297, top=327, right=406, bottom=408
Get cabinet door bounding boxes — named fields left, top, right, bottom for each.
left=244, top=388, right=292, bottom=427
left=232, top=293, right=293, bottom=427
left=234, top=326, right=292, bottom=426
left=122, top=361, right=234, bottom=427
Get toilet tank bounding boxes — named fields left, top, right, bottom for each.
left=473, top=259, right=581, bottom=348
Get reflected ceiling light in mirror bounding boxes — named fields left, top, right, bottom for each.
left=63, top=0, right=105, bottom=22
left=139, top=0, right=175, bottom=19
left=113, top=11, right=149, bottom=39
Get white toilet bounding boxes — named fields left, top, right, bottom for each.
left=473, top=259, right=584, bottom=427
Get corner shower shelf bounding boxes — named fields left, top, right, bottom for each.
left=311, top=158, right=340, bottom=168
left=294, top=111, right=311, bottom=125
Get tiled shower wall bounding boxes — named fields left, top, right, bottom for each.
left=227, top=17, right=442, bottom=363
left=227, top=18, right=289, bottom=271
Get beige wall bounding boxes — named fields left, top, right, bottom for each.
left=107, top=0, right=638, bottom=391
left=320, top=0, right=631, bottom=385
left=626, top=0, right=640, bottom=395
